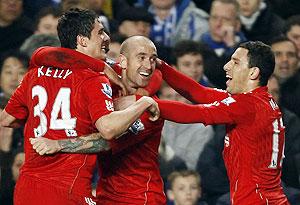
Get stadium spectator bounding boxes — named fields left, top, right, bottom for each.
left=237, top=0, right=285, bottom=43
left=137, top=0, right=209, bottom=47
left=0, top=0, right=33, bottom=53
left=167, top=170, right=208, bottom=205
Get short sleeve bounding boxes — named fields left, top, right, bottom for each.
left=81, top=76, right=114, bottom=124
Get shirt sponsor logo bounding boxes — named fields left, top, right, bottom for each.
left=129, top=119, right=145, bottom=135
left=221, top=97, right=236, bottom=106
left=101, top=83, right=112, bottom=99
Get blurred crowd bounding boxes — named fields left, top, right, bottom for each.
left=0, top=0, right=300, bottom=204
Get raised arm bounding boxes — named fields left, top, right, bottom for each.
left=157, top=60, right=227, bottom=103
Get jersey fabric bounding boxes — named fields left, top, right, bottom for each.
left=156, top=62, right=289, bottom=204
left=97, top=110, right=165, bottom=205
left=5, top=61, right=113, bottom=204
left=31, top=46, right=163, bottom=96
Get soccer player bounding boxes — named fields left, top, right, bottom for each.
left=0, top=9, right=159, bottom=205
left=30, top=36, right=168, bottom=204
left=153, top=41, right=289, bottom=204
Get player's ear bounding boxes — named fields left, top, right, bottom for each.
left=119, top=54, right=127, bottom=69
left=77, top=35, right=88, bottom=47
left=250, top=66, right=260, bottom=80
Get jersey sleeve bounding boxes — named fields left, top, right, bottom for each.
left=143, top=69, right=162, bottom=96
left=156, top=95, right=253, bottom=125
left=5, top=73, right=29, bottom=120
left=158, top=61, right=228, bottom=103
left=81, top=76, right=114, bottom=124
left=30, top=46, right=105, bottom=72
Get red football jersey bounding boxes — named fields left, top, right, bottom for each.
left=96, top=104, right=166, bottom=204
left=156, top=62, right=288, bottom=204
left=5, top=65, right=114, bottom=196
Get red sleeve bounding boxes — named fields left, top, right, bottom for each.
left=144, top=69, right=162, bottom=96
left=30, top=46, right=105, bottom=72
left=5, top=73, right=29, bottom=120
left=156, top=95, right=253, bottom=125
left=81, top=76, right=114, bottom=124
left=158, top=61, right=227, bottom=103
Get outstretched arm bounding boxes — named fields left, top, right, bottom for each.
left=30, top=133, right=110, bottom=155
left=156, top=60, right=227, bottom=103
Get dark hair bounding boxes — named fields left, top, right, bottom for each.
left=110, top=32, right=127, bottom=44
left=268, top=35, right=298, bottom=56
left=269, top=35, right=293, bottom=46
left=0, top=50, right=29, bottom=74
left=57, top=8, right=98, bottom=49
left=173, top=40, right=206, bottom=58
left=284, top=15, right=300, bottom=34
left=34, top=6, right=62, bottom=31
left=239, top=41, right=275, bottom=86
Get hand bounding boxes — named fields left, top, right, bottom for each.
left=221, top=25, right=236, bottom=47
left=155, top=58, right=163, bottom=69
left=113, top=95, right=136, bottom=111
left=30, top=137, right=61, bottom=155
left=140, top=96, right=160, bottom=121
left=103, top=63, right=128, bottom=96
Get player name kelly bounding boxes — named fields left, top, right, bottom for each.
left=38, top=66, right=72, bottom=79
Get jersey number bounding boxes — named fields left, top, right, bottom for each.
left=268, top=118, right=285, bottom=169
left=32, top=85, right=76, bottom=137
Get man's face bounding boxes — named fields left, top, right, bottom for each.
left=122, top=40, right=157, bottom=88
left=237, top=0, right=261, bottom=17
left=224, top=47, right=252, bottom=94
left=119, top=20, right=151, bottom=37
left=36, top=14, right=59, bottom=35
left=287, top=25, right=300, bottom=57
left=168, top=176, right=201, bottom=205
left=0, top=56, right=26, bottom=98
left=85, top=19, right=110, bottom=60
left=0, top=0, right=23, bottom=25
left=209, top=1, right=239, bottom=42
left=176, top=53, right=204, bottom=82
left=272, top=40, right=299, bottom=82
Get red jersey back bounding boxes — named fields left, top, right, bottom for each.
left=5, top=65, right=114, bottom=196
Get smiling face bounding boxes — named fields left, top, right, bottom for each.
left=168, top=175, right=201, bottom=205
left=224, top=47, right=253, bottom=94
left=120, top=37, right=157, bottom=91
left=83, top=18, right=110, bottom=60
